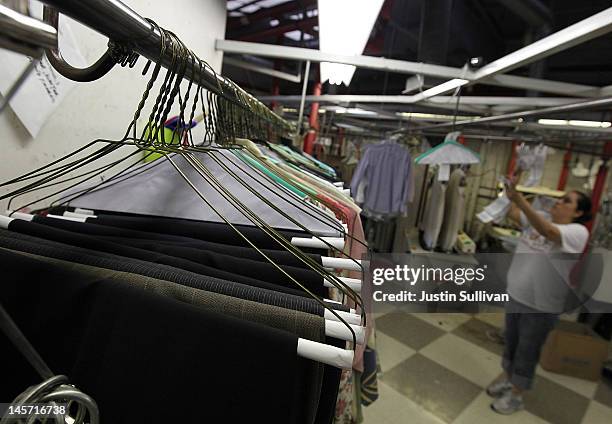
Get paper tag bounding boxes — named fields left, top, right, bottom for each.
left=0, top=1, right=86, bottom=136
left=438, top=164, right=450, bottom=181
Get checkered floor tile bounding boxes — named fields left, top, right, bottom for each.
left=363, top=312, right=612, bottom=424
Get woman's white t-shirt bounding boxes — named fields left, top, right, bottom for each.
left=506, top=212, right=589, bottom=313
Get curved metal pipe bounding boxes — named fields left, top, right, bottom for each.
left=42, top=6, right=117, bottom=82
left=39, top=0, right=289, bottom=129
left=0, top=3, right=56, bottom=57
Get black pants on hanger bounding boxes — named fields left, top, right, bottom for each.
left=0, top=249, right=315, bottom=423
left=8, top=220, right=328, bottom=298
left=35, top=215, right=324, bottom=269
left=0, top=229, right=345, bottom=315
left=91, top=214, right=313, bottom=249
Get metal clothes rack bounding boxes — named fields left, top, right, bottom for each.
left=38, top=0, right=291, bottom=131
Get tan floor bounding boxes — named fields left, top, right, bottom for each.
left=362, top=311, right=612, bottom=424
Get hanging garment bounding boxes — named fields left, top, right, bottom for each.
left=6, top=219, right=327, bottom=297
left=438, top=168, right=466, bottom=251
left=0, top=249, right=313, bottom=424
left=8, top=248, right=327, bottom=341
left=422, top=174, right=447, bottom=250
left=269, top=144, right=337, bottom=180
left=478, top=143, right=549, bottom=224
left=343, top=141, right=360, bottom=166
left=315, top=336, right=345, bottom=424
left=0, top=229, right=347, bottom=315
left=350, top=141, right=413, bottom=216
left=233, top=150, right=309, bottom=197
left=523, top=144, right=548, bottom=187
left=476, top=195, right=511, bottom=224
left=360, top=346, right=379, bottom=406
left=32, top=216, right=326, bottom=293
left=236, top=138, right=354, bottom=211
left=332, top=204, right=370, bottom=369
left=33, top=214, right=324, bottom=268
left=236, top=148, right=319, bottom=199
left=87, top=214, right=318, bottom=250
left=415, top=139, right=480, bottom=167
left=516, top=142, right=536, bottom=171
left=334, top=369, right=355, bottom=424
left=280, top=162, right=356, bottom=212
left=6, top=248, right=329, bottom=424
left=62, top=150, right=343, bottom=237
left=303, top=151, right=337, bottom=178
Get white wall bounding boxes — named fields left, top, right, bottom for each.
left=0, top=0, right=227, bottom=212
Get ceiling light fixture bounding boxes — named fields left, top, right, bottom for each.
left=538, top=119, right=612, bottom=128
left=538, top=119, right=568, bottom=125
left=568, top=120, right=612, bottom=128
left=346, top=108, right=377, bottom=116
left=395, top=112, right=478, bottom=121
left=318, top=0, right=384, bottom=86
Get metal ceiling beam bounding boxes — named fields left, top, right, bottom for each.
left=291, top=107, right=612, bottom=135
left=415, top=6, right=612, bottom=101
left=256, top=94, right=587, bottom=106
left=472, top=7, right=612, bottom=80
left=484, top=74, right=597, bottom=97
left=429, top=96, right=584, bottom=106
left=518, top=122, right=612, bottom=134
left=600, top=83, right=612, bottom=96
left=334, top=116, right=400, bottom=131
left=215, top=39, right=600, bottom=97
left=416, top=95, right=612, bottom=130
left=217, top=39, right=465, bottom=78
left=259, top=94, right=488, bottom=114
left=223, top=56, right=302, bottom=83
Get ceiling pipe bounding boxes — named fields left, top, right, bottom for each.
left=412, top=95, right=612, bottom=131
left=256, top=94, right=585, bottom=107
left=215, top=39, right=600, bottom=97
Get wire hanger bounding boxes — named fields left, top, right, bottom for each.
left=0, top=18, right=365, bottom=369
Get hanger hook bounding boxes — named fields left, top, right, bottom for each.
left=42, top=6, right=118, bottom=82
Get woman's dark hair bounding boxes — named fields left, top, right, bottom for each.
left=572, top=190, right=592, bottom=224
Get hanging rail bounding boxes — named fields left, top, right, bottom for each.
left=38, top=0, right=291, bottom=131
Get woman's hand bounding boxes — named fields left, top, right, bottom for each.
left=506, top=180, right=519, bottom=202
left=505, top=170, right=562, bottom=244
left=505, top=172, right=522, bottom=203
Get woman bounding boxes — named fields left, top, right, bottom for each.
left=487, top=180, right=592, bottom=415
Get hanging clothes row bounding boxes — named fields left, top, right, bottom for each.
left=0, top=6, right=376, bottom=424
